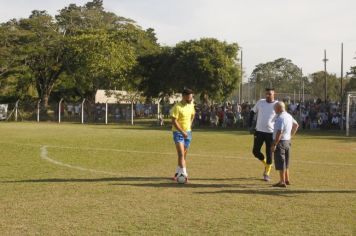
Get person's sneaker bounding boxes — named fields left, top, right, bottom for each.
left=263, top=174, right=270, bottom=182
left=285, top=181, right=291, bottom=185
left=272, top=182, right=287, bottom=188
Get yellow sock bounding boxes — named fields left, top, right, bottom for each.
left=265, top=165, right=272, bottom=176
left=261, top=158, right=268, bottom=168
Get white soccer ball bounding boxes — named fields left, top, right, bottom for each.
left=177, top=174, right=187, bottom=184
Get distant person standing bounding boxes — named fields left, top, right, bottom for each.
left=171, top=88, right=195, bottom=183
left=271, top=102, right=299, bottom=187
left=249, top=88, right=278, bottom=181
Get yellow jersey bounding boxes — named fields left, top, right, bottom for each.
left=170, top=102, right=195, bottom=132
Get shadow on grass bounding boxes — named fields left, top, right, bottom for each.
left=111, top=182, right=256, bottom=189
left=2, top=176, right=260, bottom=184
left=109, top=176, right=263, bottom=189
left=5, top=177, right=353, bottom=197
left=195, top=189, right=356, bottom=197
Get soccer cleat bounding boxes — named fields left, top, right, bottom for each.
left=185, top=177, right=189, bottom=184
left=285, top=181, right=291, bottom=185
left=263, top=174, right=270, bottom=182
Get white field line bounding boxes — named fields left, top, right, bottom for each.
left=42, top=144, right=356, bottom=167
left=1, top=141, right=355, bottom=167
left=40, top=146, right=118, bottom=176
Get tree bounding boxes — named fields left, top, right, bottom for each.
left=250, top=58, right=303, bottom=97
left=55, top=0, right=134, bottom=36
left=137, top=47, right=176, bottom=98
left=54, top=1, right=160, bottom=101
left=138, top=38, right=241, bottom=103
left=0, top=11, right=70, bottom=108
left=67, top=31, right=137, bottom=101
left=0, top=0, right=160, bottom=107
left=345, top=66, right=356, bottom=92
left=173, top=38, right=240, bottom=102
left=309, top=71, right=341, bottom=102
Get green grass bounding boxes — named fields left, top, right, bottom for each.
left=0, top=122, right=355, bottom=235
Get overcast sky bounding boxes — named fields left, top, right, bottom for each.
left=1, top=0, right=356, bottom=81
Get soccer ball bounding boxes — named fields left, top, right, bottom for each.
left=177, top=174, right=187, bottom=184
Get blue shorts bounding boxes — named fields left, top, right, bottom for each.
left=173, top=131, right=192, bottom=149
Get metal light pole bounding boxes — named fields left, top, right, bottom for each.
left=239, top=49, right=243, bottom=104
left=340, top=43, right=344, bottom=130
left=300, top=68, right=303, bottom=103
left=323, top=50, right=329, bottom=103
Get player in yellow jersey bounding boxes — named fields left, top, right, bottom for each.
left=171, top=88, right=195, bottom=183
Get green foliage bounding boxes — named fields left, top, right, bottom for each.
left=137, top=47, right=176, bottom=98
left=54, top=0, right=159, bottom=101
left=138, top=38, right=240, bottom=103
left=0, top=1, right=234, bottom=105
left=250, top=58, right=303, bottom=95
left=0, top=0, right=160, bottom=106
left=309, top=71, right=341, bottom=101
left=345, top=66, right=356, bottom=92
left=66, top=31, right=137, bottom=100
left=0, top=11, right=68, bottom=107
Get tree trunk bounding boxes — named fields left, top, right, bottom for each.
left=41, top=94, right=49, bottom=110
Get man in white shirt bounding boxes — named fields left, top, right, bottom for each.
left=249, top=88, right=278, bottom=181
left=271, top=102, right=299, bottom=187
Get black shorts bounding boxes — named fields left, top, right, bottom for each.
left=274, top=140, right=291, bottom=171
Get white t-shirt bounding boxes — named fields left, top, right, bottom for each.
left=252, top=99, right=278, bottom=133
left=273, top=112, right=298, bottom=140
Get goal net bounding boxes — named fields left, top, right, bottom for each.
left=346, top=92, right=356, bottom=136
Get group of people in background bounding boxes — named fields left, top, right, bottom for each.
left=190, top=99, right=355, bottom=130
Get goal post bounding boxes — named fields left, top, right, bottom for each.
left=346, top=92, right=356, bottom=136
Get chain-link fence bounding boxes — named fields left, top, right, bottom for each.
left=1, top=98, right=355, bottom=136
left=0, top=99, right=174, bottom=124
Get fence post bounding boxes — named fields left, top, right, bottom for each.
left=37, top=99, right=41, bottom=122
left=15, top=100, right=19, bottom=122
left=105, top=102, right=108, bottom=125
left=58, top=98, right=63, bottom=123
left=157, top=98, right=162, bottom=120
left=131, top=101, right=134, bottom=126
left=81, top=99, right=86, bottom=124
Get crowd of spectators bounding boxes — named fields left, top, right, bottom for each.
left=190, top=98, right=356, bottom=130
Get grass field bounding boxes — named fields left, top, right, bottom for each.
left=0, top=122, right=355, bottom=235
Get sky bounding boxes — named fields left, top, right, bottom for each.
left=1, top=0, right=356, bottom=82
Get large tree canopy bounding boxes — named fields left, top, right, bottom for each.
left=138, top=38, right=241, bottom=103
left=309, top=71, right=341, bottom=102
left=0, top=11, right=69, bottom=107
left=0, top=0, right=159, bottom=108
left=250, top=58, right=303, bottom=96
